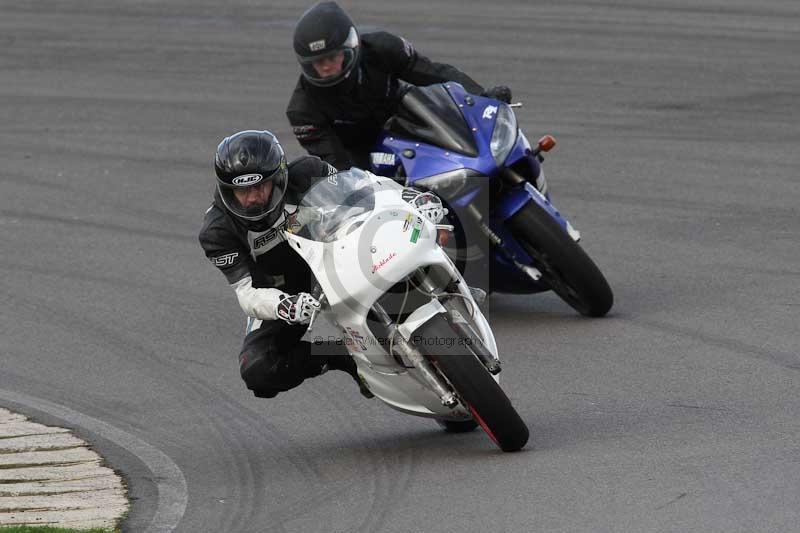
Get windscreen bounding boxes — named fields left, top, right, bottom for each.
left=385, top=84, right=478, bottom=157
left=290, top=169, right=377, bottom=243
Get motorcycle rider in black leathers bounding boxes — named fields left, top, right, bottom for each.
left=286, top=1, right=513, bottom=171
left=199, top=130, right=352, bottom=398
left=199, top=130, right=446, bottom=399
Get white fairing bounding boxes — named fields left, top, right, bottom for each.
left=285, top=171, right=498, bottom=420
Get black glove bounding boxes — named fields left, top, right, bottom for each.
left=482, top=85, right=512, bottom=104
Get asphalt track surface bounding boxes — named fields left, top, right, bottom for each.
left=1, top=1, right=799, bottom=532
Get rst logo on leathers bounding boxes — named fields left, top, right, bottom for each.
left=232, top=174, right=263, bottom=186
left=248, top=219, right=288, bottom=257
left=213, top=252, right=239, bottom=266
left=253, top=227, right=281, bottom=249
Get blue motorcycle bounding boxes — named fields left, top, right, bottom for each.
left=369, top=82, right=613, bottom=317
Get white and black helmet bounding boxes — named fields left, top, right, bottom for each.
left=293, top=1, right=360, bottom=87
left=214, top=130, right=288, bottom=230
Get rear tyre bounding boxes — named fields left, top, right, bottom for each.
left=412, top=316, right=529, bottom=452
left=508, top=202, right=613, bottom=317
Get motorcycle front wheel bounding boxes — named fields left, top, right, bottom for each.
left=436, top=419, right=479, bottom=433
left=508, top=202, right=614, bottom=317
left=411, top=315, right=529, bottom=452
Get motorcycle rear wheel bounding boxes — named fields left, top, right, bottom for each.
left=412, top=315, right=529, bottom=452
left=508, top=202, right=613, bottom=317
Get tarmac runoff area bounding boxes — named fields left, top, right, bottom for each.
left=0, top=407, right=128, bottom=530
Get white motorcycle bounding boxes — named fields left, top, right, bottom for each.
left=286, top=169, right=529, bottom=452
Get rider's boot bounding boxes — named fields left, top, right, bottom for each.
left=325, top=355, right=374, bottom=399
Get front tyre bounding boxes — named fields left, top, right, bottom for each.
left=508, top=202, right=613, bottom=317
left=412, top=316, right=529, bottom=452
left=436, top=419, right=479, bottom=433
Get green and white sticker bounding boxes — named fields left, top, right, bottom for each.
left=410, top=216, right=423, bottom=243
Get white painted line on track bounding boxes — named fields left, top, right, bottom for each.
left=0, top=389, right=188, bottom=533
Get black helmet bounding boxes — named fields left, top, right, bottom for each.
left=214, top=130, right=288, bottom=230
left=293, top=1, right=360, bottom=88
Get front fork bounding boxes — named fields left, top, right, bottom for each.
left=464, top=201, right=543, bottom=283
left=415, top=274, right=502, bottom=376
left=371, top=301, right=458, bottom=408
left=370, top=269, right=502, bottom=408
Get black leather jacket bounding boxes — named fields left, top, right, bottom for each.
left=286, top=31, right=484, bottom=170
left=199, top=156, right=335, bottom=293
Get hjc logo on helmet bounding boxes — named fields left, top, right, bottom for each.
left=232, top=174, right=263, bottom=186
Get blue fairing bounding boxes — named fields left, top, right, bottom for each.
left=374, top=132, right=491, bottom=208
left=493, top=182, right=568, bottom=232
left=454, top=186, right=483, bottom=208
left=375, top=133, right=496, bottom=179
left=370, top=82, right=572, bottom=294
left=374, top=83, right=508, bottom=179
left=487, top=182, right=570, bottom=293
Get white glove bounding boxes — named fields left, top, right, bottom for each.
left=275, top=292, right=321, bottom=324
left=401, top=188, right=447, bottom=224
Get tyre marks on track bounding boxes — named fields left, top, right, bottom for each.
left=629, top=317, right=800, bottom=371
left=2, top=265, right=421, bottom=532
left=1, top=290, right=251, bottom=531
left=267, top=377, right=417, bottom=533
